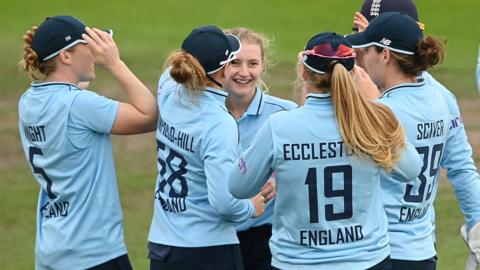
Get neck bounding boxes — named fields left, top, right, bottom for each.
left=382, top=69, right=417, bottom=92
left=44, top=70, right=79, bottom=84
left=207, top=72, right=224, bottom=90
left=304, top=81, right=329, bottom=94
left=226, top=89, right=256, bottom=120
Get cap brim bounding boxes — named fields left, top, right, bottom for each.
left=102, top=29, right=113, bottom=37
left=345, top=32, right=371, bottom=48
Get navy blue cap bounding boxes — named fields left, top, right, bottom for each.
left=181, top=25, right=241, bottom=74
left=31, top=15, right=113, bottom=62
left=346, top=12, right=423, bottom=55
left=302, top=32, right=355, bottom=74
left=360, top=0, right=419, bottom=22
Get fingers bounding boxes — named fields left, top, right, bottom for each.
left=353, top=12, right=369, bottom=32
left=93, top=27, right=113, bottom=43
left=260, top=179, right=276, bottom=201
left=85, top=26, right=101, bottom=45
left=355, top=12, right=368, bottom=23
left=83, top=27, right=100, bottom=51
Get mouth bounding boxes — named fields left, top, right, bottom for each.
left=233, top=78, right=252, bottom=85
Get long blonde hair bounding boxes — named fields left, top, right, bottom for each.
left=302, top=63, right=405, bottom=171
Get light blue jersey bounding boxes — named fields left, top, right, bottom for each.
left=376, top=75, right=480, bottom=261
left=234, top=88, right=297, bottom=232
left=424, top=73, right=480, bottom=244
left=148, top=70, right=255, bottom=248
left=229, top=92, right=422, bottom=270
left=18, top=82, right=125, bottom=270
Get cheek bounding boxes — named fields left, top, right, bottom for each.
left=224, top=66, right=238, bottom=80
left=250, top=66, right=263, bottom=79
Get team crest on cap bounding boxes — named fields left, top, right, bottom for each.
left=380, top=37, right=391, bottom=45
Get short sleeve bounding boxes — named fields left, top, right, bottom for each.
left=69, top=90, right=119, bottom=134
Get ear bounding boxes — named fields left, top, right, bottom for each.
left=382, top=48, right=391, bottom=64
left=58, top=50, right=73, bottom=65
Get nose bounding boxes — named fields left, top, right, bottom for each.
left=238, top=63, right=249, bottom=77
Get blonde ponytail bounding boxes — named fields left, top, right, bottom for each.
left=330, top=63, right=405, bottom=171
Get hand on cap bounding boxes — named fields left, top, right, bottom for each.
left=352, top=65, right=380, bottom=100
left=251, top=193, right=266, bottom=218
left=260, top=178, right=276, bottom=202
left=82, top=27, right=121, bottom=70
left=353, top=12, right=369, bottom=33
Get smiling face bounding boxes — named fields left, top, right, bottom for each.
left=224, top=42, right=264, bottom=99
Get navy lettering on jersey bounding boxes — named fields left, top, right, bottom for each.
left=300, top=225, right=364, bottom=246
left=399, top=204, right=430, bottom=222
left=158, top=117, right=195, bottom=153
left=283, top=141, right=352, bottom=161
left=27, top=125, right=46, bottom=142
left=40, top=201, right=70, bottom=219
left=416, top=120, right=444, bottom=140
left=155, top=139, right=189, bottom=213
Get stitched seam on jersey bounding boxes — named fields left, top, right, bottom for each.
left=204, top=89, right=228, bottom=98
left=263, top=101, right=291, bottom=111
left=255, top=90, right=264, bottom=115
left=381, top=82, right=425, bottom=98
left=32, top=82, right=81, bottom=89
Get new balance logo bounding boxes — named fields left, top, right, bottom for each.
left=65, top=36, right=72, bottom=41
left=380, top=38, right=391, bottom=46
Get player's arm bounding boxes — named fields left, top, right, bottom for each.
left=83, top=27, right=158, bottom=135
left=229, top=119, right=274, bottom=199
left=202, top=118, right=260, bottom=223
left=438, top=90, right=480, bottom=230
left=388, top=139, right=423, bottom=182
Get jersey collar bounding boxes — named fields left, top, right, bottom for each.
left=380, top=78, right=425, bottom=98
left=245, top=88, right=265, bottom=116
left=202, top=87, right=228, bottom=104
left=31, top=81, right=81, bottom=91
left=304, top=92, right=332, bottom=108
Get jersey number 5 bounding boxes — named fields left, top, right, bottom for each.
left=305, top=165, right=353, bottom=223
left=29, top=146, right=56, bottom=199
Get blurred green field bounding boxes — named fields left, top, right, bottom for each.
left=1, top=0, right=479, bottom=269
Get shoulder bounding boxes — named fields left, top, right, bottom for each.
left=267, top=107, right=300, bottom=125
left=422, top=72, right=456, bottom=100
left=71, top=89, right=114, bottom=106
left=263, top=93, right=298, bottom=111
left=199, top=102, right=237, bottom=135
left=158, top=67, right=180, bottom=97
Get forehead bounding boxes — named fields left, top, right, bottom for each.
left=236, top=42, right=262, bottom=60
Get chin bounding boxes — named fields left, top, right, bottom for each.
left=233, top=84, right=256, bottom=95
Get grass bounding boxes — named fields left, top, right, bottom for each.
left=0, top=0, right=479, bottom=269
